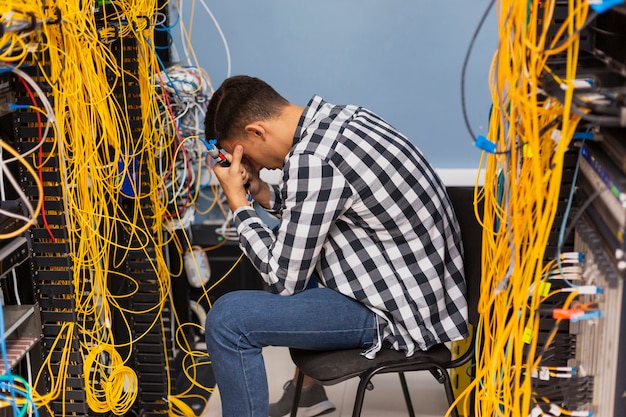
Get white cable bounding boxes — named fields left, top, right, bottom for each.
left=0, top=157, right=34, bottom=220
left=26, top=352, right=33, bottom=416
left=175, top=0, right=231, bottom=77
left=8, top=68, right=58, bottom=163
left=215, top=210, right=238, bottom=241
left=155, top=65, right=212, bottom=205
left=176, top=0, right=192, bottom=66
left=197, top=0, right=231, bottom=78
left=10, top=269, right=21, bottom=305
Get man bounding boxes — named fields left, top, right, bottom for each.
left=203, top=75, right=469, bottom=417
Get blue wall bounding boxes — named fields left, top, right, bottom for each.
left=171, top=0, right=495, bottom=169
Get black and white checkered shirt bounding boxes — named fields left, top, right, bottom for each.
left=233, top=96, right=469, bottom=355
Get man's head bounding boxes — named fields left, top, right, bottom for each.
left=204, top=76, right=303, bottom=171
left=204, top=75, right=289, bottom=145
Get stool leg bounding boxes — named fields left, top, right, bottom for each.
left=398, top=372, right=416, bottom=417
left=440, top=372, right=460, bottom=417
left=290, top=370, right=305, bottom=417
left=352, top=374, right=370, bottom=417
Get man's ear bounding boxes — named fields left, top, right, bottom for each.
left=244, top=122, right=266, bottom=140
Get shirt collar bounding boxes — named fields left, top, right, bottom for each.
left=292, top=95, right=326, bottom=146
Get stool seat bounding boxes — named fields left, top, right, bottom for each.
left=290, top=344, right=452, bottom=384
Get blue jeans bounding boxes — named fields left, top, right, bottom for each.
left=204, top=288, right=376, bottom=417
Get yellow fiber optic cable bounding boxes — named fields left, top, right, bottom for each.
left=452, top=1, right=590, bottom=416
left=0, top=0, right=234, bottom=415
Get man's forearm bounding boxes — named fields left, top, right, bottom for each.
left=252, top=181, right=272, bottom=209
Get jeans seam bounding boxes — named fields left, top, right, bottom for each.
left=237, top=334, right=256, bottom=416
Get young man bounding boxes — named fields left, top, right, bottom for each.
left=203, top=75, right=469, bottom=417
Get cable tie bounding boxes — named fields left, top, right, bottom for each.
left=523, top=327, right=534, bottom=344
left=539, top=282, right=552, bottom=297
left=523, top=143, right=534, bottom=158
left=475, top=135, right=496, bottom=153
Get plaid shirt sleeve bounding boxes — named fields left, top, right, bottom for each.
left=234, top=154, right=351, bottom=295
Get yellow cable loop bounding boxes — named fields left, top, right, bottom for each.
left=83, top=343, right=138, bottom=415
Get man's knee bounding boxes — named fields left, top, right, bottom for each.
left=205, top=290, right=257, bottom=342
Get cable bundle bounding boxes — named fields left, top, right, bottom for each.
left=31, top=0, right=169, bottom=414
left=452, top=1, right=599, bottom=416
left=0, top=0, right=176, bottom=414
left=154, top=64, right=215, bottom=225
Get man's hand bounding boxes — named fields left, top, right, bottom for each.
left=213, top=145, right=251, bottom=212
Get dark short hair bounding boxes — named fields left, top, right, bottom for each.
left=204, top=75, right=288, bottom=144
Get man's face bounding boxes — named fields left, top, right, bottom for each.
left=220, top=118, right=290, bottom=172
left=220, top=136, right=270, bottom=173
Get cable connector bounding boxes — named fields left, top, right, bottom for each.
left=588, top=0, right=625, bottom=14
left=202, top=138, right=230, bottom=167
left=571, top=310, right=602, bottom=322
left=532, top=406, right=544, bottom=417
left=553, top=308, right=585, bottom=320
left=572, top=131, right=595, bottom=140
left=552, top=308, right=602, bottom=321
left=8, top=104, right=30, bottom=111
left=560, top=285, right=603, bottom=294
left=475, top=135, right=496, bottom=153
left=570, top=411, right=593, bottom=417
left=200, top=138, right=254, bottom=206
left=577, top=285, right=603, bottom=295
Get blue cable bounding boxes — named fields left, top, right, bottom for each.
left=554, top=139, right=586, bottom=288
left=146, top=35, right=183, bottom=99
